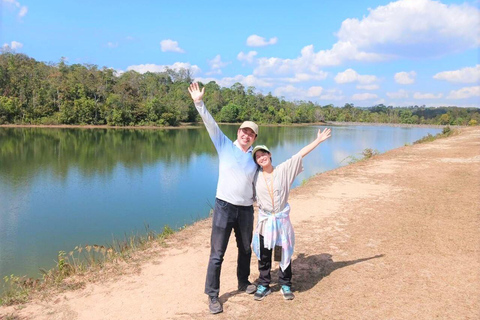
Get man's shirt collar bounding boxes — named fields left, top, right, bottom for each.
left=233, top=140, right=253, bottom=153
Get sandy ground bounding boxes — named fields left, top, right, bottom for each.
left=1, top=127, right=479, bottom=320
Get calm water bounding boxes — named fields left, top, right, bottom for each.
left=0, top=125, right=441, bottom=278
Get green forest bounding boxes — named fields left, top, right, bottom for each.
left=0, top=53, right=478, bottom=126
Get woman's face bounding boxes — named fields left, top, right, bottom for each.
left=255, top=150, right=271, bottom=168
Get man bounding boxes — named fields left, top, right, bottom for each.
left=188, top=82, right=258, bottom=314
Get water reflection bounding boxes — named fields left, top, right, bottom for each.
left=0, top=125, right=441, bottom=278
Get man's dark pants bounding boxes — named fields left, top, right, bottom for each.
left=205, top=198, right=254, bottom=297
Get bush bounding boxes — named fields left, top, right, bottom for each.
left=414, top=127, right=456, bottom=144
left=414, top=133, right=435, bottom=144
left=344, top=148, right=380, bottom=164
left=159, top=112, right=178, bottom=126
left=0, top=96, right=21, bottom=124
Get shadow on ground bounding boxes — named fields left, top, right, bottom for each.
left=292, top=253, right=385, bottom=292
left=219, top=253, right=384, bottom=302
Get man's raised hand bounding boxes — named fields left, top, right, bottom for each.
left=188, top=82, right=205, bottom=102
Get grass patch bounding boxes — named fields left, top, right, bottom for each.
left=0, top=224, right=179, bottom=306
left=343, top=148, right=380, bottom=165
left=0, top=275, right=30, bottom=306
left=414, top=126, right=456, bottom=144
left=300, top=177, right=311, bottom=186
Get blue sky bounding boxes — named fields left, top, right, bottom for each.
left=1, top=0, right=479, bottom=107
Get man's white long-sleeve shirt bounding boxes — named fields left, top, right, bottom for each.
left=195, top=101, right=257, bottom=206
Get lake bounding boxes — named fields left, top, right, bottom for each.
left=0, top=124, right=442, bottom=279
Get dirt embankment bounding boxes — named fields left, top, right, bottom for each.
left=1, top=127, right=479, bottom=320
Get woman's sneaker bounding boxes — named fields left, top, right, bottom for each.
left=253, top=285, right=271, bottom=301
left=281, top=285, right=295, bottom=300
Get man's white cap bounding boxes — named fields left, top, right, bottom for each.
left=239, top=121, right=258, bottom=135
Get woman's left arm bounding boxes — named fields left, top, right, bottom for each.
left=297, top=128, right=332, bottom=158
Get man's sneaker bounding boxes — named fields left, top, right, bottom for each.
left=238, top=282, right=257, bottom=294
left=208, top=296, right=223, bottom=314
left=281, top=285, right=295, bottom=300
left=253, top=285, right=271, bottom=301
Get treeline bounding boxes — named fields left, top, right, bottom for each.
left=0, top=53, right=478, bottom=126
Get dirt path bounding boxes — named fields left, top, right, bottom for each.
left=2, top=127, right=479, bottom=320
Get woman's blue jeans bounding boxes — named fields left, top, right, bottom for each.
left=204, top=198, right=254, bottom=297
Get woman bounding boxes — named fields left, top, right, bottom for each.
left=252, top=128, right=332, bottom=301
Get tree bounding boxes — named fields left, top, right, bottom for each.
left=439, top=113, right=451, bottom=125
left=218, top=103, right=239, bottom=122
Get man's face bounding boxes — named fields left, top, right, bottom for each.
left=237, top=128, right=257, bottom=149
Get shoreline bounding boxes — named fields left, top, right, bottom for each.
left=326, top=121, right=450, bottom=128
left=0, top=121, right=456, bottom=130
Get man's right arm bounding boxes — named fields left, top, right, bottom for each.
left=194, top=100, right=228, bottom=150
left=189, top=83, right=229, bottom=150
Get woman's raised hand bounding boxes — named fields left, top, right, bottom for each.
left=317, top=128, right=332, bottom=143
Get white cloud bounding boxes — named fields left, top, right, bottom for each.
left=413, top=92, right=443, bottom=99
left=11, top=41, right=23, bottom=49
left=18, top=5, right=27, bottom=17
left=352, top=93, right=378, bottom=101
left=254, top=57, right=292, bottom=76
left=280, top=72, right=328, bottom=83
left=386, top=89, right=409, bottom=99
left=254, top=44, right=383, bottom=76
left=307, top=86, right=324, bottom=97
left=336, top=0, right=480, bottom=57
left=2, top=0, right=27, bottom=18
left=319, top=89, right=345, bottom=101
left=160, top=39, right=185, bottom=53
left=219, top=71, right=327, bottom=92
left=335, top=69, right=377, bottom=84
left=273, top=85, right=306, bottom=100
left=113, top=69, right=124, bottom=77
left=196, top=74, right=273, bottom=89
left=246, top=35, right=278, bottom=47
left=228, top=75, right=273, bottom=88
left=433, top=65, right=480, bottom=83
left=126, top=62, right=200, bottom=75
left=2, top=40, right=23, bottom=51
left=106, top=42, right=118, bottom=48
left=237, top=51, right=258, bottom=64
left=447, top=86, right=480, bottom=99
left=356, top=84, right=379, bottom=90
left=395, top=71, right=416, bottom=84
left=267, top=85, right=340, bottom=102
left=207, top=55, right=229, bottom=75
left=253, top=0, right=479, bottom=78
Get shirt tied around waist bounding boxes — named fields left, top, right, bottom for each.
left=252, top=203, right=295, bottom=272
